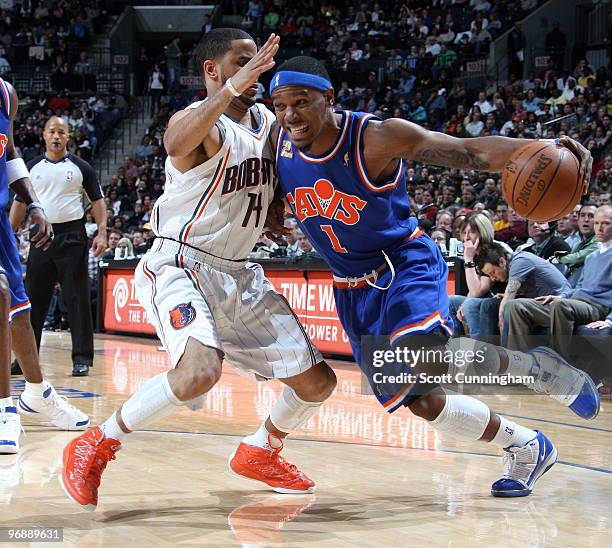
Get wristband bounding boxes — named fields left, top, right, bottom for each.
left=226, top=78, right=241, bottom=97
left=7, top=158, right=30, bottom=185
left=27, top=202, right=44, bottom=214
left=464, top=261, right=476, bottom=268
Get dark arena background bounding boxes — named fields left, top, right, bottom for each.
left=1, top=1, right=610, bottom=546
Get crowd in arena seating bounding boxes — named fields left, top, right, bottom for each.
left=0, top=0, right=104, bottom=91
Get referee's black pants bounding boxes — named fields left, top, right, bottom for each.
left=26, top=219, right=93, bottom=367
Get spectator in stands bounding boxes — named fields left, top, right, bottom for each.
left=556, top=207, right=581, bottom=249
left=449, top=213, right=512, bottom=341
left=431, top=228, right=450, bottom=255
left=476, top=242, right=572, bottom=343
left=164, top=37, right=182, bottom=93
left=201, top=14, right=213, bottom=35
left=515, top=221, right=571, bottom=260
left=114, top=238, right=135, bottom=260
left=505, top=205, right=611, bottom=355
left=507, top=22, right=526, bottom=78
left=553, top=203, right=598, bottom=283
left=149, top=64, right=165, bottom=117
left=479, top=177, right=500, bottom=210
left=495, top=207, right=528, bottom=248
left=131, top=231, right=149, bottom=257
left=102, top=229, right=123, bottom=259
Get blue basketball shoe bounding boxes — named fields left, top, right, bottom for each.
left=491, top=430, right=557, bottom=497
left=527, top=347, right=600, bottom=420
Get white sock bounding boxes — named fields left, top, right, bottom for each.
left=0, top=396, right=14, bottom=409
left=24, top=381, right=44, bottom=396
left=119, top=371, right=184, bottom=432
left=504, top=349, right=537, bottom=377
left=491, top=415, right=537, bottom=449
left=243, top=423, right=282, bottom=450
left=102, top=413, right=126, bottom=442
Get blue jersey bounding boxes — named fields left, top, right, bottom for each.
left=0, top=77, right=11, bottom=209
left=276, top=110, right=418, bottom=276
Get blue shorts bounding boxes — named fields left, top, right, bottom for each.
left=0, top=209, right=30, bottom=321
left=334, top=232, right=453, bottom=413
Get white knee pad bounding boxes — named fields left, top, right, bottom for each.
left=269, top=386, right=324, bottom=433
left=429, top=391, right=491, bottom=440
left=122, top=372, right=184, bottom=431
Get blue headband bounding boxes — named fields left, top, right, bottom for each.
left=269, top=70, right=332, bottom=95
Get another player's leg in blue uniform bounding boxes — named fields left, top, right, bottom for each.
left=0, top=211, right=89, bottom=453
left=335, top=232, right=586, bottom=497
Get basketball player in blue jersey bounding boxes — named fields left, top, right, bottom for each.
left=0, top=79, right=90, bottom=452
left=268, top=57, right=597, bottom=497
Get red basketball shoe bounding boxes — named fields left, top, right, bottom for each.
left=60, top=426, right=120, bottom=510
left=229, top=435, right=315, bottom=494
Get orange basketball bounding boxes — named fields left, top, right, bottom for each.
left=501, top=141, right=581, bottom=222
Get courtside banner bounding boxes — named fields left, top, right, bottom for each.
left=101, top=264, right=457, bottom=355
left=266, top=270, right=353, bottom=355
left=101, top=267, right=353, bottom=354
left=102, top=269, right=156, bottom=335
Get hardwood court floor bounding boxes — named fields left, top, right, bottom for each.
left=2, top=332, right=611, bottom=547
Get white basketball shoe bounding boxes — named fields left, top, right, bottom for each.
left=18, top=383, right=90, bottom=430
left=0, top=407, right=21, bottom=454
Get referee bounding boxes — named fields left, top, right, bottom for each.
left=10, top=116, right=107, bottom=376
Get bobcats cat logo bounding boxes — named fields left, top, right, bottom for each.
left=286, top=178, right=367, bottom=225
left=169, top=302, right=196, bottom=329
left=0, top=133, right=7, bottom=157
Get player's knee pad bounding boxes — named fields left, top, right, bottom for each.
left=269, top=386, right=324, bottom=433
left=429, top=391, right=490, bottom=440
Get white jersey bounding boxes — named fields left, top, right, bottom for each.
left=152, top=101, right=277, bottom=260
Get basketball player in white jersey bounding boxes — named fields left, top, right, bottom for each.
left=61, top=29, right=337, bottom=510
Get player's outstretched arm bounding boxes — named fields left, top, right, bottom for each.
left=366, top=118, right=592, bottom=190
left=163, top=33, right=279, bottom=159
left=5, top=83, right=53, bottom=250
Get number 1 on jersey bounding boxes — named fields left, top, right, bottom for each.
left=320, top=225, right=348, bottom=253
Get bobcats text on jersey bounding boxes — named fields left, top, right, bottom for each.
left=221, top=156, right=275, bottom=195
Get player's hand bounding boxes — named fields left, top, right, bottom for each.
left=557, top=136, right=592, bottom=196
left=534, top=295, right=559, bottom=305
left=463, top=237, right=479, bottom=262
left=91, top=232, right=108, bottom=257
left=584, top=320, right=611, bottom=330
left=229, top=34, right=280, bottom=94
left=263, top=197, right=291, bottom=241
left=28, top=208, right=53, bottom=250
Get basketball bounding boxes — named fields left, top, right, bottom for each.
left=501, top=141, right=581, bottom=222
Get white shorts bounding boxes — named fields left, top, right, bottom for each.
left=134, top=238, right=322, bottom=378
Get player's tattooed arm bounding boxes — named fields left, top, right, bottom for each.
left=413, top=147, right=490, bottom=170
left=364, top=118, right=533, bottom=172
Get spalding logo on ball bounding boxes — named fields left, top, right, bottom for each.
left=502, top=142, right=581, bottom=222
